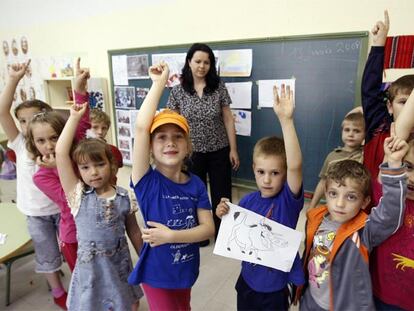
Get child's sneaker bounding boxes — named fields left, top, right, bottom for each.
left=53, top=292, right=68, bottom=310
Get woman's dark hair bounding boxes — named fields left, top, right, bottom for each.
left=180, top=43, right=220, bottom=94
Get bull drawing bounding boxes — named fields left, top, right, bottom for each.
left=226, top=211, right=288, bottom=260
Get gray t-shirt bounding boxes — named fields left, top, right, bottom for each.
left=307, top=215, right=341, bottom=310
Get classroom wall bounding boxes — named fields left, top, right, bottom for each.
left=0, top=0, right=413, bottom=136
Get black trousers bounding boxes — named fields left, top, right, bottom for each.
left=235, top=274, right=288, bottom=311
left=188, top=146, right=232, bottom=239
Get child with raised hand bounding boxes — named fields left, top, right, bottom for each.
left=362, top=11, right=414, bottom=310
left=362, top=10, right=414, bottom=185
left=55, top=103, right=143, bottom=310
left=298, top=125, right=408, bottom=310
left=28, top=58, right=90, bottom=272
left=128, top=61, right=215, bottom=310
left=0, top=61, right=67, bottom=309
left=216, top=84, right=304, bottom=311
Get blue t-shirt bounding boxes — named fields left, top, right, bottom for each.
left=128, top=168, right=211, bottom=289
left=240, top=182, right=305, bottom=292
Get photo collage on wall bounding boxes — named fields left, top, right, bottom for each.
left=1, top=36, right=43, bottom=108
left=112, top=53, right=152, bottom=164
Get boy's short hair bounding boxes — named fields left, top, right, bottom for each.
left=90, top=109, right=110, bottom=127
left=253, top=136, right=286, bottom=167
left=14, top=100, right=52, bottom=118
left=343, top=112, right=365, bottom=127
left=387, top=74, right=414, bottom=103
left=325, top=159, right=371, bottom=197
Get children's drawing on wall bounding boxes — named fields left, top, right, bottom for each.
left=127, top=54, right=149, bottom=79
left=114, top=86, right=136, bottom=109
left=231, top=109, right=251, bottom=136
left=214, top=202, right=303, bottom=272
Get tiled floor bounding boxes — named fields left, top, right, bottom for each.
left=0, top=170, right=308, bottom=310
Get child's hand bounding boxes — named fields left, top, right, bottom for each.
left=142, top=221, right=173, bottom=247
left=372, top=10, right=389, bottom=47
left=36, top=154, right=57, bottom=168
left=8, top=60, right=31, bottom=82
left=273, top=84, right=294, bottom=122
left=70, top=102, right=88, bottom=120
left=148, top=61, right=169, bottom=84
left=384, top=123, right=409, bottom=168
left=74, top=57, right=90, bottom=94
left=216, top=198, right=230, bottom=219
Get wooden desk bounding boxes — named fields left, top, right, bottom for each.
left=0, top=202, right=34, bottom=306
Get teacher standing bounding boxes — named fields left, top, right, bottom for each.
left=167, top=43, right=240, bottom=244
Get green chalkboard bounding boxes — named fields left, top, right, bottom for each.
left=108, top=32, right=368, bottom=192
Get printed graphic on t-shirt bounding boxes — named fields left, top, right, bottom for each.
left=308, top=228, right=336, bottom=289
left=171, top=249, right=195, bottom=264
left=162, top=193, right=197, bottom=230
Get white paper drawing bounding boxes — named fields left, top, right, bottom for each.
left=214, top=202, right=303, bottom=272
left=112, top=55, right=128, bottom=86
left=219, top=49, right=252, bottom=77
left=231, top=109, right=251, bottom=136
left=226, top=81, right=252, bottom=109
left=257, top=79, right=296, bottom=108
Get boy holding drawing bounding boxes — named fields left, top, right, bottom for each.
left=298, top=130, right=408, bottom=310
left=216, top=84, right=304, bottom=310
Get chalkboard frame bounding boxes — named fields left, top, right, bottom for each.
left=108, top=31, right=369, bottom=192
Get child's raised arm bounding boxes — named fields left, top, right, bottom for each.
left=273, top=84, right=302, bottom=195
left=395, top=89, right=414, bottom=141
left=55, top=103, right=88, bottom=195
left=371, top=10, right=389, bottom=47
left=0, top=60, right=31, bottom=141
left=385, top=124, right=409, bottom=168
left=131, top=62, right=169, bottom=185
left=362, top=10, right=390, bottom=142
left=73, top=58, right=91, bottom=141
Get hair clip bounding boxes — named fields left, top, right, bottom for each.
left=32, top=111, right=47, bottom=119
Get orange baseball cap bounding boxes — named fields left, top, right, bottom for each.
left=150, top=109, right=190, bottom=134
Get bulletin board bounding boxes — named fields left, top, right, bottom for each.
left=108, top=32, right=368, bottom=192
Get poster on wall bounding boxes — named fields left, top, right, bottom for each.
left=151, top=53, right=186, bottom=87
left=226, top=81, right=252, bottom=109
left=257, top=79, right=296, bottom=108
left=127, top=55, right=149, bottom=79
left=112, top=55, right=128, bottom=86
left=218, top=49, right=252, bottom=77
left=231, top=109, right=251, bottom=136
left=114, top=86, right=136, bottom=109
